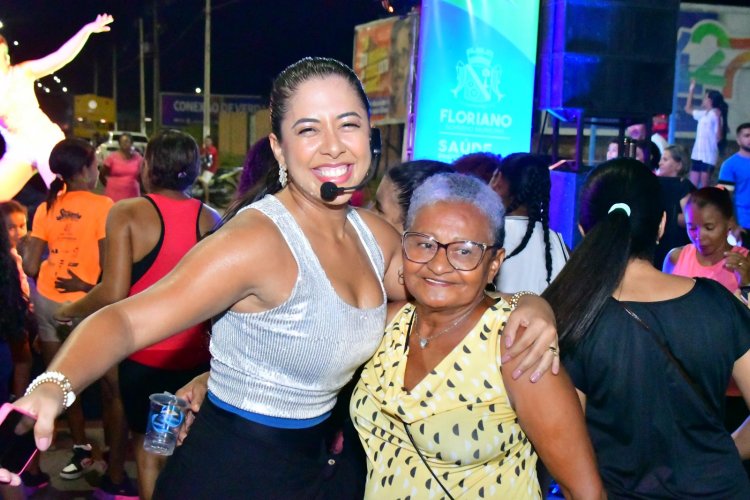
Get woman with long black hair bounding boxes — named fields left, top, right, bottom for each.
left=543, top=158, right=750, bottom=498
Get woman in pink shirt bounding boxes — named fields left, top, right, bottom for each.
left=102, top=133, right=143, bottom=202
left=664, top=186, right=750, bottom=443
left=663, top=187, right=750, bottom=293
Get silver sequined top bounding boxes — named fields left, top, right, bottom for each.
left=208, top=195, right=387, bottom=419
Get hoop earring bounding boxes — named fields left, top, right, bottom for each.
left=279, top=164, right=288, bottom=188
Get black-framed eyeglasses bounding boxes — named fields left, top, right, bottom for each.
left=401, top=231, right=498, bottom=271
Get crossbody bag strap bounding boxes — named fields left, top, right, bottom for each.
left=399, top=309, right=455, bottom=500
left=618, top=302, right=715, bottom=414
left=401, top=421, right=455, bottom=500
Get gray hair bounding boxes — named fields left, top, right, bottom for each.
left=406, top=173, right=505, bottom=246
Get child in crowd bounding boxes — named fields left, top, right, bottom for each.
left=0, top=215, right=28, bottom=500
left=663, top=187, right=749, bottom=294
left=0, top=200, right=49, bottom=500
left=0, top=201, right=33, bottom=399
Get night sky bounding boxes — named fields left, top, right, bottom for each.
left=1, top=0, right=388, bottom=116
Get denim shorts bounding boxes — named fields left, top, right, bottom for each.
left=31, top=291, right=75, bottom=343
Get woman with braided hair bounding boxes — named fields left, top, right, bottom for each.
left=490, top=153, right=569, bottom=293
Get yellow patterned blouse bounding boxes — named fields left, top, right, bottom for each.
left=351, top=300, right=542, bottom=499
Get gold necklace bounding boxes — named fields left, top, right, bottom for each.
left=414, top=305, right=477, bottom=349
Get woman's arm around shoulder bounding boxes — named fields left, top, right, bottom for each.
left=494, top=292, right=561, bottom=381
left=501, top=336, right=605, bottom=499
left=356, top=207, right=408, bottom=301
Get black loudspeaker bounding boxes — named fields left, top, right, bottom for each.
left=538, top=0, right=680, bottom=118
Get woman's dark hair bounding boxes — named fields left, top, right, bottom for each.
left=0, top=200, right=27, bottom=219
left=452, top=152, right=501, bottom=184
left=144, top=129, right=200, bottom=192
left=542, top=159, right=662, bottom=349
left=46, top=138, right=96, bottom=212
left=685, top=186, right=734, bottom=221
left=387, top=160, right=453, bottom=223
left=223, top=57, right=370, bottom=224
left=222, top=136, right=278, bottom=222
left=636, top=140, right=660, bottom=169
left=237, top=137, right=277, bottom=199
left=0, top=217, right=27, bottom=342
left=500, top=153, right=555, bottom=284
left=706, top=90, right=729, bottom=154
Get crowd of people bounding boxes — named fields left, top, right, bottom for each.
left=0, top=47, right=749, bottom=500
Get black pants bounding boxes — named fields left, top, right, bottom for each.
left=153, top=399, right=365, bottom=499
left=119, top=358, right=209, bottom=434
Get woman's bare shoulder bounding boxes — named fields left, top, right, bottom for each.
left=355, top=207, right=401, bottom=245
left=667, top=245, right=684, bottom=263
left=210, top=207, right=285, bottom=250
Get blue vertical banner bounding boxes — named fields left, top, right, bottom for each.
left=412, top=0, right=540, bottom=161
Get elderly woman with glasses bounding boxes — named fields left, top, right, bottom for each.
left=351, top=173, right=604, bottom=499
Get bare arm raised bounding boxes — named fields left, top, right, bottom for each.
left=684, top=79, right=696, bottom=115
left=19, top=14, right=113, bottom=79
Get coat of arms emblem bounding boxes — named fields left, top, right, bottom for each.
left=451, top=47, right=503, bottom=104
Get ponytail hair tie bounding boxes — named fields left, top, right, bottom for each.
left=608, top=203, right=631, bottom=217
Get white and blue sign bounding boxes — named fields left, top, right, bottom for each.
left=412, top=0, right=540, bottom=161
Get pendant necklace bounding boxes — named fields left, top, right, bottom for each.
left=414, top=304, right=478, bottom=349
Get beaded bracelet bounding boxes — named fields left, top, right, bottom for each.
left=509, top=290, right=537, bottom=310
left=25, top=371, right=77, bottom=409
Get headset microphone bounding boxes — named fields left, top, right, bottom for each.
left=320, top=128, right=382, bottom=202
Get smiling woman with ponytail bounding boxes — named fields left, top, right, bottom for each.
left=542, top=158, right=750, bottom=499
